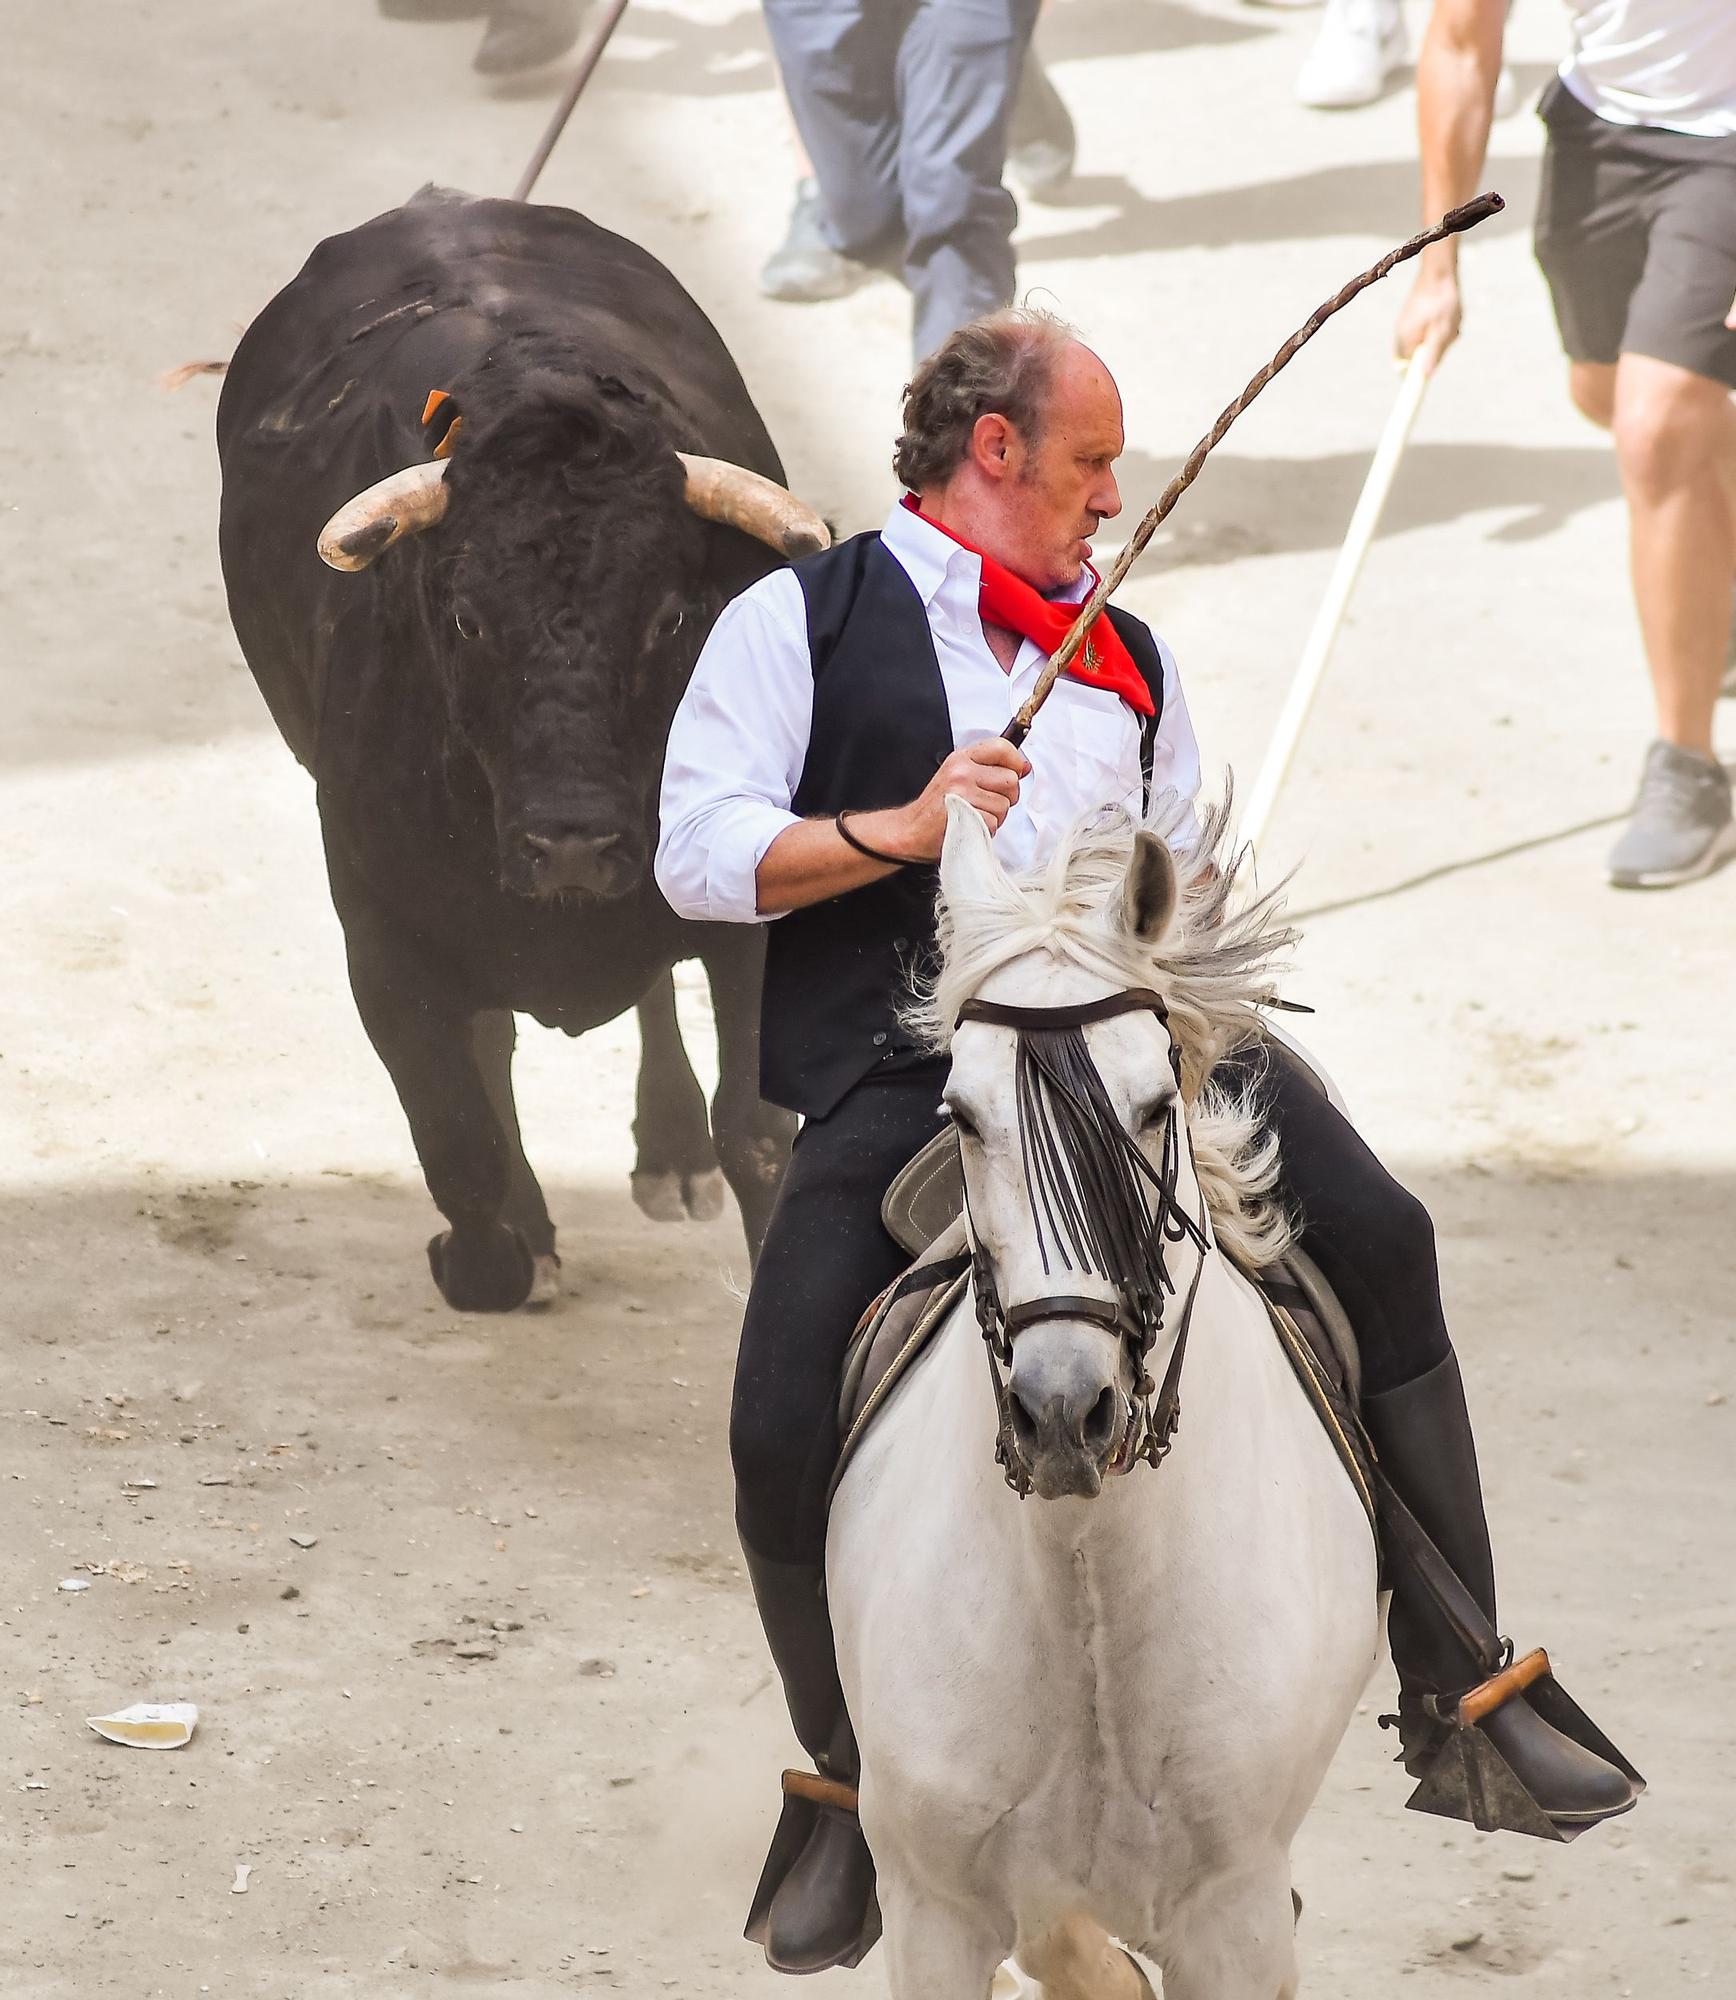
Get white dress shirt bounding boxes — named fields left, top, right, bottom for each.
left=655, top=500, right=1204, bottom=925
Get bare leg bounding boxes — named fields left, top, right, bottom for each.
left=1575, top=355, right=1736, bottom=755
left=470, top=1010, right=561, bottom=1306
left=630, top=970, right=720, bottom=1224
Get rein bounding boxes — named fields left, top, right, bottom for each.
left=954, top=987, right=1211, bottom=1496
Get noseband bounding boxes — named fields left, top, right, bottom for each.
left=954, top=986, right=1211, bottom=1496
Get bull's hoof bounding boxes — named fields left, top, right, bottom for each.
left=427, top=1223, right=535, bottom=1312
left=525, top=1252, right=563, bottom=1310
left=683, top=1169, right=726, bottom=1221
left=631, top=1170, right=688, bottom=1225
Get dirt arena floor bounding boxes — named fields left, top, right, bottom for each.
left=5, top=0, right=1733, bottom=1992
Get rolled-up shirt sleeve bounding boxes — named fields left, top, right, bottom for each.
left=655, top=569, right=815, bottom=924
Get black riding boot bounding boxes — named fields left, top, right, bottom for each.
left=1363, top=1354, right=1636, bottom=1828
left=741, top=1549, right=879, bottom=1973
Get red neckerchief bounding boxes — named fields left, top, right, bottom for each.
left=901, top=495, right=1154, bottom=718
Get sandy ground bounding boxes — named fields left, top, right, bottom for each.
left=4, top=0, right=1733, bottom=1992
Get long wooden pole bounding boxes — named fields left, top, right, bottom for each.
left=1000, top=193, right=1503, bottom=749
left=1238, top=352, right=1431, bottom=854
left=510, top=0, right=634, bottom=204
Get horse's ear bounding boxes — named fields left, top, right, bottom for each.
left=1120, top=830, right=1178, bottom=944
left=939, top=794, right=1001, bottom=908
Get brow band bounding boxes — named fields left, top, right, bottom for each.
left=955, top=986, right=1169, bottom=1032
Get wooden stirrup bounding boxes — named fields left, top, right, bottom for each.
left=1453, top=1647, right=1551, bottom=1728
left=782, top=1767, right=860, bottom=1814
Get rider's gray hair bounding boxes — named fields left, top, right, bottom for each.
left=893, top=307, right=1077, bottom=492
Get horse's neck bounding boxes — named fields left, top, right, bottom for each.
left=932, top=1245, right=1299, bottom=1576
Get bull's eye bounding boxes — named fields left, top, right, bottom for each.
left=655, top=605, right=686, bottom=642
left=454, top=608, right=484, bottom=642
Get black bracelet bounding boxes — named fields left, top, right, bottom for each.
left=835, top=811, right=918, bottom=869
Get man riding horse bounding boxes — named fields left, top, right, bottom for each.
left=654, top=310, right=1636, bottom=1975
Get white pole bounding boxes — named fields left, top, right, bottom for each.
left=1239, top=352, right=1432, bottom=858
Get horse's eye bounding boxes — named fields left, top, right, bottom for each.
left=945, top=1105, right=980, bottom=1143
left=1135, top=1095, right=1174, bottom=1132
left=454, top=607, right=483, bottom=642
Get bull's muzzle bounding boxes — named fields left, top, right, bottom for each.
left=505, top=827, right=641, bottom=901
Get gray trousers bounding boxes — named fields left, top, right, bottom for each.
left=762, top=0, right=1041, bottom=359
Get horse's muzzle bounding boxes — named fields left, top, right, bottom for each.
left=1006, top=1325, right=1127, bottom=1500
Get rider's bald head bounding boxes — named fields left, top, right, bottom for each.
left=894, top=308, right=1092, bottom=493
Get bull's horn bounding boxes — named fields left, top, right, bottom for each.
left=676, top=453, right=830, bottom=560
left=317, top=459, right=451, bottom=572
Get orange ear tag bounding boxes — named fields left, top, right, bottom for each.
left=421, top=388, right=462, bottom=457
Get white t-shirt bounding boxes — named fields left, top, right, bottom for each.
left=1559, top=1, right=1736, bottom=138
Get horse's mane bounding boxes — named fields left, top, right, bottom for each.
left=904, top=789, right=1297, bottom=1269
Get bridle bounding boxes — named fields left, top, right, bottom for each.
left=953, top=986, right=1212, bottom=1497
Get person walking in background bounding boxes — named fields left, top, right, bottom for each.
left=757, top=0, right=1042, bottom=360
left=1399, top=0, right=1736, bottom=889
left=377, top=0, right=585, bottom=79
left=1293, top=0, right=1517, bottom=115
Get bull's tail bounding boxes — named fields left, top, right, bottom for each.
left=159, top=357, right=230, bottom=392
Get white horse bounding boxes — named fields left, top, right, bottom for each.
left=828, top=795, right=1380, bottom=1999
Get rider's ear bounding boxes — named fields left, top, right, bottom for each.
left=939, top=793, right=1001, bottom=908
left=1119, top=830, right=1177, bottom=944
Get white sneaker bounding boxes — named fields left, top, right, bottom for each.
left=1295, top=0, right=1408, bottom=109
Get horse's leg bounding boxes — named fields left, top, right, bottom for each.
left=1156, top=1865, right=1299, bottom=2000
left=695, top=926, right=795, bottom=1263
left=470, top=1010, right=561, bottom=1307
left=1018, top=1917, right=1156, bottom=1999
left=880, top=1879, right=1009, bottom=2000
left=629, top=968, right=720, bottom=1223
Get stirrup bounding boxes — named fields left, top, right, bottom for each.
left=783, top=1766, right=860, bottom=1813
left=1404, top=1649, right=1645, bottom=1842
left=745, top=1768, right=880, bottom=1970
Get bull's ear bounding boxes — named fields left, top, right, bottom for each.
left=1119, top=830, right=1177, bottom=944
left=939, top=794, right=1001, bottom=910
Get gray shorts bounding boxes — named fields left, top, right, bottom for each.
left=1533, top=76, right=1736, bottom=390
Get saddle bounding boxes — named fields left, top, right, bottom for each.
left=833, top=1126, right=1376, bottom=1532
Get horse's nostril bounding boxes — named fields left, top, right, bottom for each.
left=1083, top=1386, right=1119, bottom=1451
left=1008, top=1396, right=1040, bottom=1453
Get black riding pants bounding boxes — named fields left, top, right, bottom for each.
left=731, top=1042, right=1451, bottom=1566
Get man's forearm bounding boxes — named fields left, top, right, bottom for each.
left=1416, top=1, right=1506, bottom=278
left=754, top=809, right=915, bottom=916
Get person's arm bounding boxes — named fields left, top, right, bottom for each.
left=1396, top=0, right=1509, bottom=370
left=754, top=738, right=1030, bottom=914
left=655, top=574, right=1031, bottom=923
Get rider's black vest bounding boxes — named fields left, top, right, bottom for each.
left=759, top=531, right=1167, bottom=1119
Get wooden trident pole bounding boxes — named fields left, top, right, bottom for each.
left=510, top=0, right=634, bottom=203
left=1000, top=193, right=1504, bottom=750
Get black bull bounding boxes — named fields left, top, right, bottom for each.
left=216, top=188, right=800, bottom=1311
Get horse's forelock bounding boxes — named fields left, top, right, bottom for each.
left=906, top=787, right=1297, bottom=1267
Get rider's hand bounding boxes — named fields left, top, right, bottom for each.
left=888, top=739, right=1030, bottom=860
left=1396, top=266, right=1462, bottom=373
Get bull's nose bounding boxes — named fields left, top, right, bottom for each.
left=514, top=829, right=639, bottom=898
